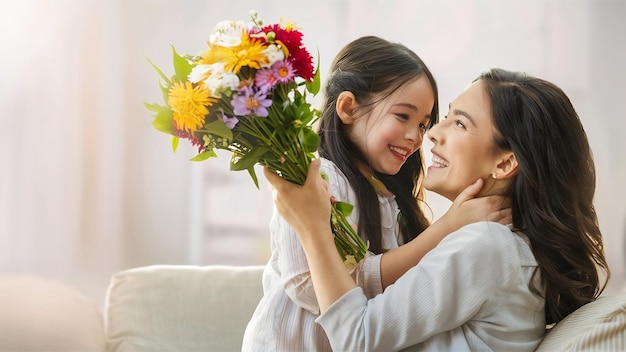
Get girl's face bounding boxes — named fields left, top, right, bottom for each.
left=346, top=76, right=435, bottom=176
left=424, top=80, right=511, bottom=201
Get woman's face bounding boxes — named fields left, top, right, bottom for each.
left=424, top=79, right=509, bottom=201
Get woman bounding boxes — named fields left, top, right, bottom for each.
left=263, top=68, right=610, bottom=351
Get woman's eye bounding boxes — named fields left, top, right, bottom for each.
left=455, top=120, right=466, bottom=129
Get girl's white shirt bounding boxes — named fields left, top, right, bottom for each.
left=241, top=157, right=401, bottom=351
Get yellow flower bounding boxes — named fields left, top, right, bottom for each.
left=167, top=81, right=216, bottom=133
left=282, top=19, right=297, bottom=31
left=208, top=30, right=268, bottom=73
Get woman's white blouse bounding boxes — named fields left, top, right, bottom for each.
left=316, top=221, right=546, bottom=351
left=241, top=158, right=401, bottom=351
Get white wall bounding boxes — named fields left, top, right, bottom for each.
left=1, top=0, right=624, bottom=305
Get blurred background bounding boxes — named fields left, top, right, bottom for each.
left=1, top=0, right=624, bottom=306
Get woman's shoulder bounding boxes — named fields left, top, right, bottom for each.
left=440, top=222, right=536, bottom=266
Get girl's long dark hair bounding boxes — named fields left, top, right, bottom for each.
left=318, top=36, right=439, bottom=252
left=478, top=68, right=609, bottom=324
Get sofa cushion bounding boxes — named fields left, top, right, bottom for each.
left=105, top=265, right=264, bottom=352
left=535, top=292, right=626, bottom=351
left=0, top=275, right=106, bottom=352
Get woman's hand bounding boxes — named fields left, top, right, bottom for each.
left=263, top=159, right=334, bottom=246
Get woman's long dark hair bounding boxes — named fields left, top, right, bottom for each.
left=317, top=36, right=439, bottom=252
left=478, top=68, right=610, bottom=324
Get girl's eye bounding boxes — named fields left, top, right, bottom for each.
left=420, top=123, right=428, bottom=137
left=396, top=113, right=409, bottom=121
left=455, top=120, right=467, bottom=129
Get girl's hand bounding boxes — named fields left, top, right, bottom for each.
left=441, top=178, right=512, bottom=230
left=263, top=159, right=334, bottom=244
left=379, top=179, right=510, bottom=289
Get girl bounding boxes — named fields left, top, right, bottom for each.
left=264, top=68, right=611, bottom=351
left=242, top=37, right=510, bottom=351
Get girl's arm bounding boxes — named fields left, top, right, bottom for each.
left=270, top=211, right=321, bottom=313
left=379, top=180, right=511, bottom=288
left=264, top=159, right=511, bottom=310
left=264, top=159, right=354, bottom=311
left=271, top=159, right=356, bottom=314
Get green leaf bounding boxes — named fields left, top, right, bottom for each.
left=334, top=201, right=354, bottom=218
left=247, top=166, right=260, bottom=189
left=190, top=149, right=217, bottom=161
left=145, top=55, right=171, bottom=86
left=159, top=80, right=170, bottom=103
left=149, top=104, right=175, bottom=135
left=204, top=118, right=233, bottom=140
left=230, top=146, right=269, bottom=171
left=306, top=51, right=321, bottom=95
left=300, top=127, right=319, bottom=153
left=144, top=102, right=164, bottom=112
left=172, top=46, right=193, bottom=82
left=171, top=136, right=179, bottom=152
left=296, top=101, right=316, bottom=125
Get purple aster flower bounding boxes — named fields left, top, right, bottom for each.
left=255, top=67, right=279, bottom=91
left=273, top=60, right=296, bottom=84
left=222, top=114, right=239, bottom=129
left=231, top=85, right=273, bottom=117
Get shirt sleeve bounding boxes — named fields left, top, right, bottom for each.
left=316, top=222, right=519, bottom=351
left=270, top=210, right=320, bottom=314
left=353, top=252, right=383, bottom=299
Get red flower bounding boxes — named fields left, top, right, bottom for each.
left=288, top=47, right=315, bottom=82
left=173, top=120, right=207, bottom=153
left=259, top=24, right=315, bottom=82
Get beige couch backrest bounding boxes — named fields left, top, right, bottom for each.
left=104, top=265, right=626, bottom=351
left=105, top=265, right=264, bottom=352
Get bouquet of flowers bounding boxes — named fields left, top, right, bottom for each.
left=145, top=11, right=368, bottom=268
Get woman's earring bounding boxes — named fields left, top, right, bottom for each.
left=492, top=172, right=497, bottom=179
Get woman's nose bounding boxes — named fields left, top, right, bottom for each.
left=427, top=122, right=441, bottom=143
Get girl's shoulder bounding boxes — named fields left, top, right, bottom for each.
left=319, top=157, right=341, bottom=173
left=319, top=157, right=355, bottom=201
left=319, top=158, right=348, bottom=184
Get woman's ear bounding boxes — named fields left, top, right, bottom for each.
left=493, top=152, right=518, bottom=179
left=336, top=91, right=357, bottom=124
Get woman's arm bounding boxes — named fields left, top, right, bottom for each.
left=316, top=223, right=520, bottom=351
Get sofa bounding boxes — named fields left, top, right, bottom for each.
left=0, top=265, right=624, bottom=351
